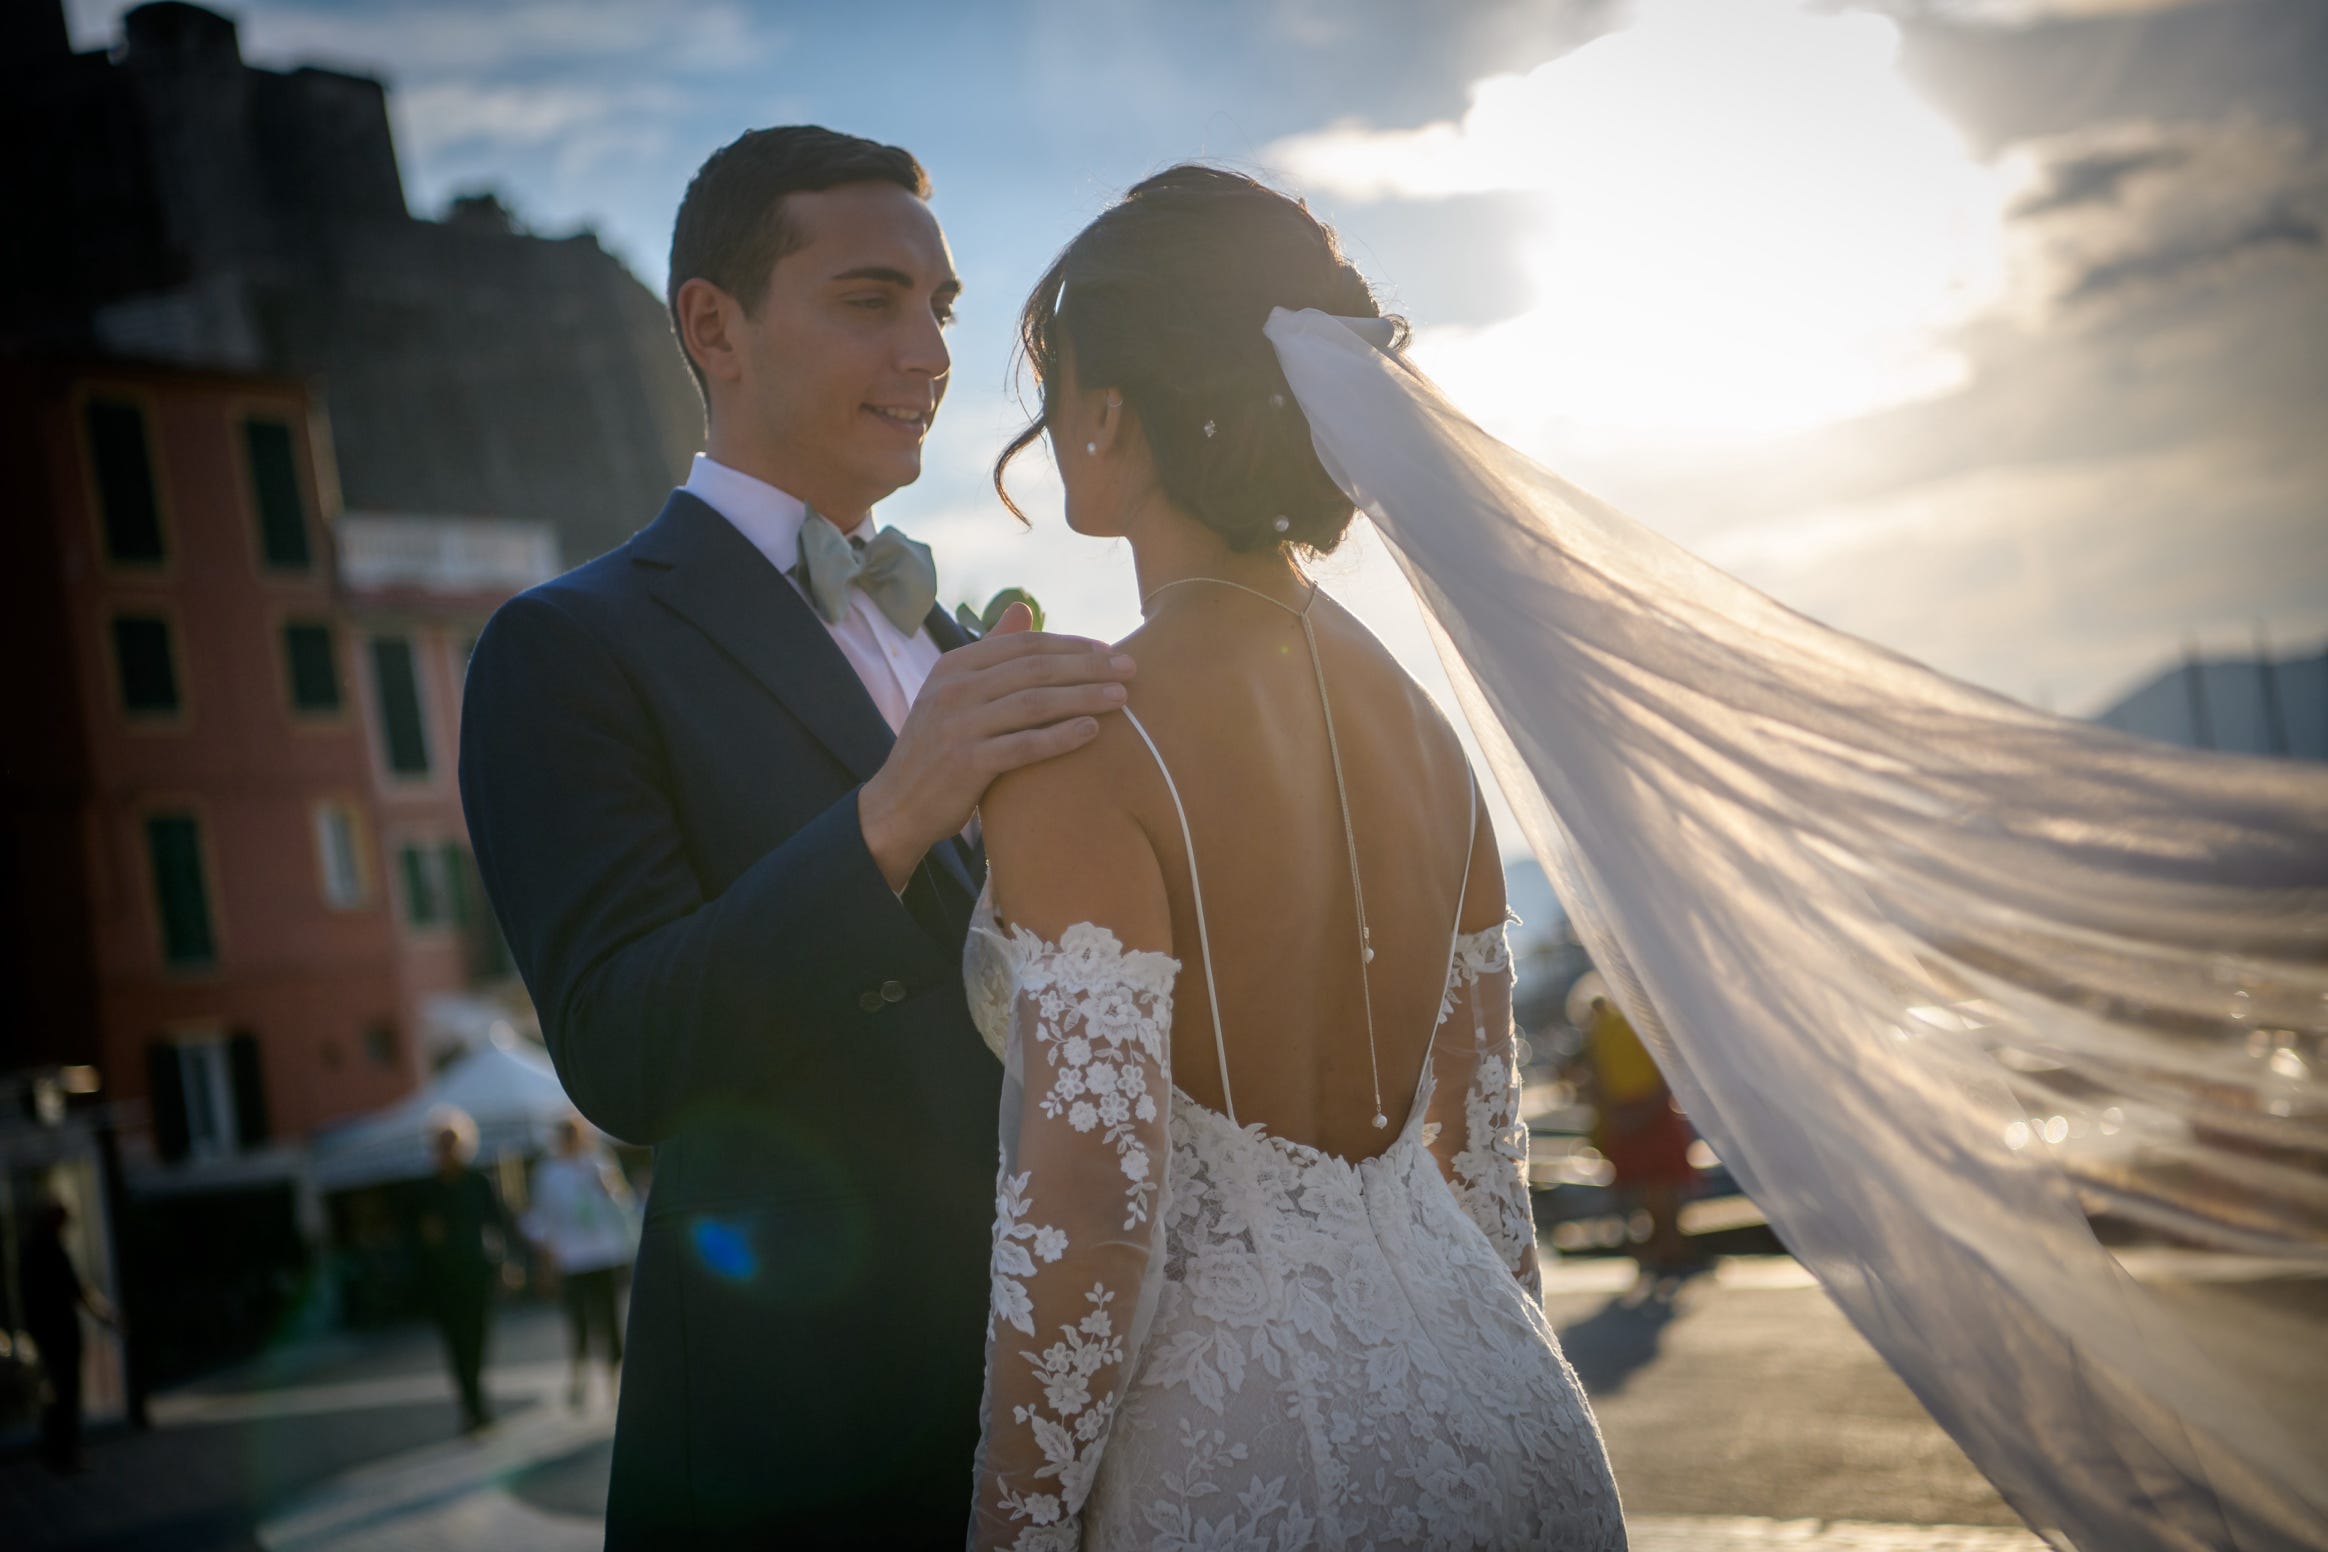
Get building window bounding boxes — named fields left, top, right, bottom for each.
left=144, top=812, right=216, bottom=968
left=178, top=1038, right=236, bottom=1160
left=315, top=802, right=367, bottom=908
left=112, top=614, right=180, bottom=715
left=243, top=417, right=312, bottom=569
left=284, top=621, right=342, bottom=713
left=401, top=842, right=448, bottom=927
left=145, top=1030, right=269, bottom=1163
left=368, top=636, right=430, bottom=776
left=364, top=1022, right=400, bottom=1069
left=398, top=841, right=472, bottom=930
left=87, top=398, right=164, bottom=565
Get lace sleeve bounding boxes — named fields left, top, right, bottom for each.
left=972, top=922, right=1177, bottom=1551
left=1425, top=920, right=1542, bottom=1302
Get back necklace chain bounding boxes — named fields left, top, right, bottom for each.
left=1137, top=575, right=1391, bottom=1130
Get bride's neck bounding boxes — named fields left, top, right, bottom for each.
left=1126, top=496, right=1307, bottom=614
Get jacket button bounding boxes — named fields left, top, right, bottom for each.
left=880, top=979, right=907, bottom=1003
left=858, top=990, right=886, bottom=1013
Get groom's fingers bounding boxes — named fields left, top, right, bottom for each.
left=984, top=717, right=1103, bottom=774
left=981, top=682, right=1128, bottom=736
left=956, top=626, right=1113, bottom=668
left=991, top=601, right=1034, bottom=634
left=970, top=645, right=1136, bottom=703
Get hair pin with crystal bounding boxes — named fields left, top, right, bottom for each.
left=1202, top=420, right=1217, bottom=438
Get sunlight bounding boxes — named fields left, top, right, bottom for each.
left=1275, top=0, right=2010, bottom=441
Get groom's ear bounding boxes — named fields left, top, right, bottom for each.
left=674, top=276, right=748, bottom=392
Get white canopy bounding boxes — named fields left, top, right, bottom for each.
left=309, top=1024, right=574, bottom=1192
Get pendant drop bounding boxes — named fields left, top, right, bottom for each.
left=1363, top=945, right=1376, bottom=963
left=1372, top=1112, right=1389, bottom=1130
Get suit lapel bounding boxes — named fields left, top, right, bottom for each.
left=636, top=491, right=895, bottom=785
left=636, top=491, right=985, bottom=901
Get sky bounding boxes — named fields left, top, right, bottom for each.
left=68, top=0, right=2328, bottom=863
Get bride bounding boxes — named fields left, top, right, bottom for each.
left=964, top=166, right=1627, bottom=1550
left=964, top=164, right=2328, bottom=1551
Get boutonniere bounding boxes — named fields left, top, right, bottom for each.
left=955, top=587, right=1045, bottom=637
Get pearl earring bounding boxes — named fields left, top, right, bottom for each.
left=1086, top=441, right=1099, bottom=456
left=1272, top=515, right=1291, bottom=533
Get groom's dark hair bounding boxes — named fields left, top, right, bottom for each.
left=667, top=126, right=932, bottom=398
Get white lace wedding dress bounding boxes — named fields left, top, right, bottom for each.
left=964, top=706, right=1626, bottom=1551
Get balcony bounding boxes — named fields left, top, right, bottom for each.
left=334, top=513, right=559, bottom=598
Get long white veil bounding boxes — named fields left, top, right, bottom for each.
left=1265, top=307, right=2328, bottom=1552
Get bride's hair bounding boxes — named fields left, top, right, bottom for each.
left=995, top=164, right=1406, bottom=555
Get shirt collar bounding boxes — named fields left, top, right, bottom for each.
left=683, top=454, right=872, bottom=575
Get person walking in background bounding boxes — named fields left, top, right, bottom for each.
left=524, top=1114, right=639, bottom=1411
left=413, top=1108, right=510, bottom=1436
left=1576, top=974, right=1707, bottom=1279
left=19, top=1195, right=118, bottom=1475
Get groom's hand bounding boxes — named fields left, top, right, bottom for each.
left=859, top=603, right=1134, bottom=893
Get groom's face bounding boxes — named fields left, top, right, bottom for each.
left=735, top=183, right=959, bottom=515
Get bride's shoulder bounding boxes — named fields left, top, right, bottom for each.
left=978, top=703, right=1171, bottom=950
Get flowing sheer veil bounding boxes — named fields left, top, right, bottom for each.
left=1264, top=307, right=2328, bottom=1552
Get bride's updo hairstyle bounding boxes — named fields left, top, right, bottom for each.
left=995, top=165, right=1406, bottom=555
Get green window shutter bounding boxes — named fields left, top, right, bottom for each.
left=441, top=841, right=473, bottom=926
left=244, top=419, right=312, bottom=568
left=146, top=1041, right=190, bottom=1163
left=145, top=813, right=216, bottom=967
left=284, top=622, right=342, bottom=712
left=112, top=615, right=180, bottom=713
left=401, top=844, right=440, bottom=926
left=87, top=399, right=164, bottom=564
left=369, top=637, right=430, bottom=775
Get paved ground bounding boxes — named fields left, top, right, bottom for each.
left=1, top=1305, right=583, bottom=1552
left=19, top=1251, right=2297, bottom=1549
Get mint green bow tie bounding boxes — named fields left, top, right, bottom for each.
left=796, top=515, right=938, bottom=635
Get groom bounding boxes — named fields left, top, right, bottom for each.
left=459, top=127, right=1134, bottom=1545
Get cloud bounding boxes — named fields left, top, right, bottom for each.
left=1270, top=0, right=1963, bottom=204
left=2009, top=144, right=2188, bottom=216
left=1271, top=0, right=2009, bottom=437
left=1556, top=113, right=2328, bottom=710
left=390, top=80, right=686, bottom=160
left=1999, top=118, right=2328, bottom=314
left=1891, top=0, right=2238, bottom=23
left=230, top=0, right=774, bottom=79
left=2066, top=204, right=2322, bottom=301
left=1699, top=434, right=2328, bottom=710
left=1889, top=0, right=2328, bottom=156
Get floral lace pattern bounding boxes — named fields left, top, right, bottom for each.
left=968, top=890, right=1625, bottom=1550
left=1426, top=924, right=1545, bottom=1303
left=971, top=916, right=1178, bottom=1551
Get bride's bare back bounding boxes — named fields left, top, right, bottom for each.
left=983, top=578, right=1503, bottom=1163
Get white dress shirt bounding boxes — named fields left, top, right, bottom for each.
left=683, top=455, right=977, bottom=881
left=683, top=453, right=942, bottom=735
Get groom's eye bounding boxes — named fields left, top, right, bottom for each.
left=934, top=304, right=957, bottom=328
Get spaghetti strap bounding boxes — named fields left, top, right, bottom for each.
left=1121, top=707, right=1238, bottom=1126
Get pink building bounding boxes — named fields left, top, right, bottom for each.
left=0, top=355, right=551, bottom=1183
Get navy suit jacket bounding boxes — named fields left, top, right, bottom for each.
left=459, top=490, right=1002, bottom=1545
